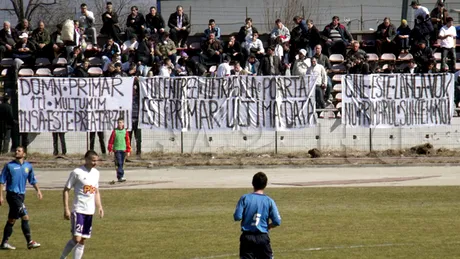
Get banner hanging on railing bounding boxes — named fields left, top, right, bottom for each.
left=342, top=74, right=455, bottom=128
left=18, top=77, right=134, bottom=132
left=139, top=76, right=317, bottom=131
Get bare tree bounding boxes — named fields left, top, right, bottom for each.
left=1, top=0, right=59, bottom=22
left=263, top=0, right=321, bottom=31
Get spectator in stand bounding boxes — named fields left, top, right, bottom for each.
left=321, top=16, right=353, bottom=56
left=413, top=39, right=434, bottom=71
left=52, top=131, right=66, bottom=156
left=204, top=19, right=221, bottom=40
left=65, top=20, right=82, bottom=60
left=113, top=63, right=127, bottom=77
left=307, top=57, right=327, bottom=109
left=13, top=33, right=35, bottom=66
left=238, top=18, right=258, bottom=57
left=259, top=46, right=283, bottom=75
left=130, top=84, right=142, bottom=157
left=67, top=46, right=84, bottom=75
left=270, top=19, right=290, bottom=45
left=292, top=49, right=310, bottom=76
left=168, top=5, right=191, bottom=48
left=74, top=59, right=90, bottom=77
left=200, top=32, right=223, bottom=66
left=216, top=55, right=232, bottom=77
left=159, top=58, right=172, bottom=77
left=397, top=19, right=411, bottom=54
left=304, top=19, right=321, bottom=57
left=126, top=6, right=145, bottom=40
left=244, top=54, right=260, bottom=75
left=121, top=36, right=138, bottom=62
left=411, top=1, right=430, bottom=25
left=425, top=60, right=438, bottom=73
left=348, top=53, right=370, bottom=74
left=101, top=38, right=121, bottom=72
left=231, top=61, right=249, bottom=75
left=0, top=93, right=14, bottom=154
left=403, top=59, right=421, bottom=73
left=273, top=38, right=283, bottom=60
left=345, top=41, right=367, bottom=71
left=292, top=16, right=308, bottom=52
left=101, top=2, right=122, bottom=44
left=50, top=24, right=65, bottom=59
left=439, top=16, right=456, bottom=73
left=0, top=21, right=19, bottom=60
left=136, top=36, right=153, bottom=76
left=77, top=3, right=97, bottom=45
left=411, top=14, right=434, bottom=49
left=246, top=32, right=264, bottom=60
left=15, top=19, right=32, bottom=36
left=431, top=2, right=448, bottom=45
left=145, top=6, right=165, bottom=40
left=224, top=35, right=243, bottom=63
left=31, top=21, right=50, bottom=58
left=375, top=17, right=397, bottom=57
left=281, top=42, right=292, bottom=75
left=155, top=31, right=177, bottom=65
left=313, top=44, right=331, bottom=70
left=175, top=57, right=188, bottom=76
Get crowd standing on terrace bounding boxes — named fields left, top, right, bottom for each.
left=0, top=0, right=457, bottom=156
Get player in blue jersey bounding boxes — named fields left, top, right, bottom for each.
left=0, top=146, right=42, bottom=250
left=234, top=172, right=281, bottom=259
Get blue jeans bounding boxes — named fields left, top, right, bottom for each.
left=114, top=151, right=126, bottom=179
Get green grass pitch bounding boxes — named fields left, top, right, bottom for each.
left=1, top=187, right=460, bottom=258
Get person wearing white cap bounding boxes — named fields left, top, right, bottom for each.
left=13, top=32, right=35, bottom=65
left=292, top=49, right=310, bottom=76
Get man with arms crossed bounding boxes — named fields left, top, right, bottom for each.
left=0, top=146, right=42, bottom=250
left=234, top=172, right=281, bottom=259
left=60, top=150, right=104, bottom=259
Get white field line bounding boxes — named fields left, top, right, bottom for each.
left=189, top=241, right=460, bottom=259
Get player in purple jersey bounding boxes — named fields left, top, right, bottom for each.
left=60, top=150, right=104, bottom=259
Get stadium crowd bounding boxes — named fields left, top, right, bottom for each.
left=0, top=0, right=457, bottom=156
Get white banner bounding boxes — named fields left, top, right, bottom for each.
left=139, top=76, right=317, bottom=131
left=18, top=77, right=134, bottom=132
left=342, top=74, right=455, bottom=128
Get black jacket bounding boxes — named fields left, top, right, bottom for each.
left=146, top=13, right=165, bottom=31
left=167, top=12, right=191, bottom=32
left=0, top=102, right=15, bottom=130
left=237, top=26, right=258, bottom=43
left=259, top=54, right=283, bottom=75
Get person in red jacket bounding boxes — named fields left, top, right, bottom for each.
left=107, top=118, right=131, bottom=182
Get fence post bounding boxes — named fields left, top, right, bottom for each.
left=189, top=6, right=192, bottom=32
left=369, top=128, right=373, bottom=153
left=302, top=6, right=305, bottom=18
left=86, top=132, right=89, bottom=151
left=181, top=131, right=184, bottom=154
left=245, top=6, right=248, bottom=19
left=360, top=5, right=363, bottom=31
left=274, top=131, right=278, bottom=154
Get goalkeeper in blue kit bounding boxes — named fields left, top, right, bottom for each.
left=234, top=172, right=281, bottom=259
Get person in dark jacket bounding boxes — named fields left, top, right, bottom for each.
left=413, top=40, right=434, bottom=70
left=397, top=19, right=411, bottom=53
left=223, top=35, right=243, bottom=63
left=430, top=2, right=449, bottom=46
left=200, top=33, right=223, bottom=66
left=13, top=33, right=36, bottom=66
left=74, top=59, right=90, bottom=77
left=0, top=21, right=20, bottom=60
left=348, top=53, right=370, bottom=74
left=100, top=2, right=122, bottom=43
left=145, top=6, right=165, bottom=40
left=0, top=94, right=15, bottom=154
left=126, top=6, right=145, bottom=40
left=31, top=20, right=51, bottom=58
left=167, top=5, right=191, bottom=48
left=411, top=15, right=434, bottom=49
left=321, top=16, right=353, bottom=56
left=375, top=17, right=397, bottom=57
left=259, top=46, right=283, bottom=75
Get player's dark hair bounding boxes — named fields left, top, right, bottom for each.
left=85, top=150, right=98, bottom=158
left=252, top=172, right=268, bottom=190
left=80, top=3, right=87, bottom=8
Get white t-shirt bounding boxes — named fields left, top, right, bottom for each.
left=414, top=6, right=430, bottom=21
left=65, top=166, right=100, bottom=215
left=439, top=25, right=456, bottom=48
left=216, top=62, right=231, bottom=77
